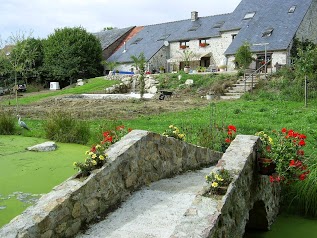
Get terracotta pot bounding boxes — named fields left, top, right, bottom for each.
left=258, top=158, right=276, bottom=175
left=216, top=186, right=228, bottom=195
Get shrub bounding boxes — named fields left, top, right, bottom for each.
left=0, top=111, right=16, bottom=135
left=44, top=111, right=90, bottom=144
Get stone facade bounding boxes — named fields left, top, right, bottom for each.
left=296, top=0, right=317, bottom=44
left=168, top=31, right=238, bottom=72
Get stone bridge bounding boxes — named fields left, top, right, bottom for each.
left=0, top=130, right=280, bottom=238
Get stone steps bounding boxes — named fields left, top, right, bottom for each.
left=221, top=76, right=260, bottom=100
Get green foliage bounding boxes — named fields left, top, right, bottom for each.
left=294, top=45, right=317, bottom=83
left=130, top=52, right=146, bottom=71
left=156, top=72, right=237, bottom=96
left=180, top=49, right=195, bottom=66
left=0, top=111, right=16, bottom=134
left=235, top=42, right=253, bottom=71
left=74, top=125, right=130, bottom=176
left=43, top=27, right=103, bottom=84
left=244, top=76, right=306, bottom=102
left=290, top=38, right=316, bottom=59
left=44, top=111, right=90, bottom=144
left=162, top=124, right=186, bottom=141
left=101, top=60, right=119, bottom=71
left=3, top=32, right=41, bottom=88
left=205, top=168, right=232, bottom=190
left=287, top=163, right=317, bottom=217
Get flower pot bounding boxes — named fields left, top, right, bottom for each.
left=184, top=67, right=190, bottom=74
left=206, top=94, right=214, bottom=100
left=221, top=144, right=229, bottom=153
left=258, top=158, right=276, bottom=175
left=216, top=186, right=228, bottom=195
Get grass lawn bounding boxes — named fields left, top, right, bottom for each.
left=0, top=136, right=89, bottom=227
left=0, top=77, right=119, bottom=106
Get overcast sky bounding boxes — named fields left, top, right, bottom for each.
left=1, top=0, right=241, bottom=42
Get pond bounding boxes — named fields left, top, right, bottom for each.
left=244, top=212, right=317, bottom=237
left=0, top=136, right=89, bottom=228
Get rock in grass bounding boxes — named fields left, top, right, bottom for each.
left=27, top=141, right=57, bottom=152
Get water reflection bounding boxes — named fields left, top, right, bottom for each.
left=244, top=213, right=317, bottom=238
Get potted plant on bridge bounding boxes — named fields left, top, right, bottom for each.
left=255, top=131, right=275, bottom=175
left=205, top=168, right=232, bottom=195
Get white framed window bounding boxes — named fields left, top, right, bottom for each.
left=262, top=28, right=274, bottom=37
left=288, top=5, right=296, bottom=13
left=243, top=12, right=256, bottom=20
left=180, top=41, right=189, bottom=49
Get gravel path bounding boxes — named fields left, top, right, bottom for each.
left=76, top=166, right=214, bottom=238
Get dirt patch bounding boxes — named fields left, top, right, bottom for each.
left=2, top=92, right=212, bottom=120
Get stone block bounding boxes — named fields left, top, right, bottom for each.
left=27, top=141, right=57, bottom=152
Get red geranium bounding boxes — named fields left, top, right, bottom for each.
left=268, top=128, right=310, bottom=183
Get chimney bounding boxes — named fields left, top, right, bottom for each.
left=191, top=11, right=198, bottom=21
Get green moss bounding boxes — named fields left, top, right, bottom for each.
left=0, top=136, right=89, bottom=227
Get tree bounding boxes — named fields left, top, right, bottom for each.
left=103, top=26, right=117, bottom=31
left=294, top=45, right=317, bottom=82
left=101, top=60, right=119, bottom=73
left=130, top=52, right=146, bottom=71
left=235, top=42, right=253, bottom=71
left=180, top=49, right=195, bottom=67
left=131, top=52, right=146, bottom=98
left=0, top=46, right=11, bottom=86
left=10, top=37, right=45, bottom=84
left=290, top=38, right=316, bottom=59
left=43, top=27, right=103, bottom=85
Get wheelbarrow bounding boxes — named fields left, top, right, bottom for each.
left=159, top=90, right=173, bottom=100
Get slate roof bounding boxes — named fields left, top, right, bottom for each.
left=224, top=0, right=313, bottom=55
left=93, top=26, right=135, bottom=50
left=108, top=0, right=313, bottom=62
left=108, top=14, right=230, bottom=63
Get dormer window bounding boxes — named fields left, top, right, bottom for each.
left=288, top=5, right=296, bottom=13
left=157, top=34, right=170, bottom=41
left=188, top=24, right=201, bottom=32
left=213, top=21, right=225, bottom=28
left=131, top=38, right=143, bottom=45
left=243, top=12, right=256, bottom=20
left=262, top=28, right=274, bottom=37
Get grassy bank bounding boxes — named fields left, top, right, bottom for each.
left=0, top=77, right=119, bottom=106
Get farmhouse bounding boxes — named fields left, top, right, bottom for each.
left=97, top=0, right=317, bottom=73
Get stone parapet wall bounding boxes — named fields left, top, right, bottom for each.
left=0, top=130, right=222, bottom=238
left=171, top=135, right=281, bottom=237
